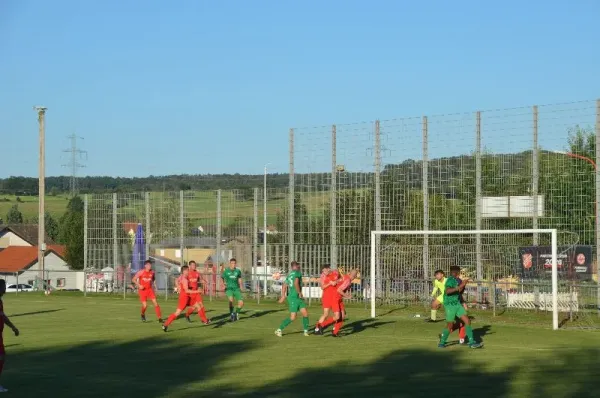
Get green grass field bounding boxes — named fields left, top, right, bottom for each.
left=0, top=195, right=69, bottom=221
left=2, top=294, right=599, bottom=397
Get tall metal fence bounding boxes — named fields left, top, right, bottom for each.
left=82, top=99, right=600, bottom=324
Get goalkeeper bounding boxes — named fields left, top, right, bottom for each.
left=427, top=270, right=446, bottom=322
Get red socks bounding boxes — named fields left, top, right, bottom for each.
left=320, top=317, right=335, bottom=329
left=459, top=326, right=466, bottom=340
left=0, top=359, right=4, bottom=378
left=185, top=307, right=194, bottom=317
left=333, top=320, right=344, bottom=334
left=141, top=306, right=147, bottom=315
left=199, top=307, right=208, bottom=323
left=155, top=306, right=162, bottom=319
left=164, top=314, right=177, bottom=326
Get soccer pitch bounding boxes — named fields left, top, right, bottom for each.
left=3, top=294, right=599, bottom=397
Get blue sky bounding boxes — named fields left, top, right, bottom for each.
left=1, top=0, right=599, bottom=177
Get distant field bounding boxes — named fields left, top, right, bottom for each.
left=0, top=191, right=331, bottom=226
left=0, top=194, right=70, bottom=222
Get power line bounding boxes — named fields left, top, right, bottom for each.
left=62, top=134, right=87, bottom=196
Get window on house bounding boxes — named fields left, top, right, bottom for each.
left=27, top=280, right=34, bottom=286
left=56, top=278, right=66, bottom=288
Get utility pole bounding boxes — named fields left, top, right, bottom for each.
left=62, top=134, right=86, bottom=197
left=34, top=106, right=47, bottom=292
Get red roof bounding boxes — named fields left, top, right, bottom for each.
left=0, top=245, right=66, bottom=273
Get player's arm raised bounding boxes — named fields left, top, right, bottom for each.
left=278, top=283, right=288, bottom=304
left=337, top=279, right=352, bottom=299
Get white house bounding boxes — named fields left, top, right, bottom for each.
left=0, top=245, right=84, bottom=291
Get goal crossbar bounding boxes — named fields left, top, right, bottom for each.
left=370, top=229, right=559, bottom=330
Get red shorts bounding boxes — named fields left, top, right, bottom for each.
left=189, top=293, right=203, bottom=305
left=177, top=294, right=191, bottom=311
left=323, top=296, right=344, bottom=313
left=138, top=288, right=156, bottom=302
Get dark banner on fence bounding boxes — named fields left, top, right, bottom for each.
left=519, top=245, right=593, bottom=281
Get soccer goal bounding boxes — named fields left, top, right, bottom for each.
left=370, top=229, right=565, bottom=330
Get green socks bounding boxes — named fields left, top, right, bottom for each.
left=440, top=329, right=450, bottom=344
left=229, top=303, right=234, bottom=313
left=235, top=307, right=242, bottom=314
left=465, top=325, right=474, bottom=342
left=279, top=318, right=293, bottom=330
left=430, top=310, right=437, bottom=321
left=302, top=317, right=309, bottom=331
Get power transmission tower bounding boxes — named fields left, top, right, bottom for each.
left=62, top=134, right=87, bottom=197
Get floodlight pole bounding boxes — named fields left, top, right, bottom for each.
left=35, top=106, right=47, bottom=293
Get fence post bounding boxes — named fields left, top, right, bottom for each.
left=216, top=189, right=222, bottom=297
left=288, top=128, right=295, bottom=264
left=532, top=106, right=539, bottom=245
left=145, top=192, right=150, bottom=263
left=253, top=187, right=259, bottom=303
left=374, top=120, right=382, bottom=295
left=84, top=194, right=88, bottom=297
left=475, top=111, right=483, bottom=303
left=179, top=191, right=184, bottom=266
left=331, top=124, right=337, bottom=269
left=422, top=116, right=430, bottom=280
left=595, top=98, right=600, bottom=317
left=112, top=193, right=121, bottom=298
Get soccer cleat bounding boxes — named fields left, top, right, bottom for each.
left=275, top=329, right=282, bottom=337
left=314, top=328, right=323, bottom=335
left=0, top=385, right=8, bottom=392
left=426, top=318, right=436, bottom=323
left=234, top=313, right=239, bottom=321
left=469, top=342, right=483, bottom=349
left=186, top=316, right=192, bottom=323
left=332, top=333, right=341, bottom=338
left=162, top=325, right=168, bottom=332
left=158, top=318, right=163, bottom=323
left=141, top=314, right=146, bottom=322
left=438, top=343, right=446, bottom=349
left=230, top=313, right=235, bottom=322
left=304, top=330, right=309, bottom=337
left=202, top=319, right=211, bottom=325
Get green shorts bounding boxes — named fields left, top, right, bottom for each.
left=287, top=297, right=307, bottom=313
left=445, top=304, right=467, bottom=322
left=226, top=289, right=243, bottom=301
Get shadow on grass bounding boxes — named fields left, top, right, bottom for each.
left=343, top=318, right=396, bottom=335
left=6, top=336, right=257, bottom=398
left=214, top=347, right=600, bottom=398
left=9, top=309, right=64, bottom=317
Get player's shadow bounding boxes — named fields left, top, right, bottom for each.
left=248, top=309, right=284, bottom=318
left=473, top=325, right=492, bottom=341
left=342, top=318, right=396, bottom=335
left=9, top=309, right=64, bottom=317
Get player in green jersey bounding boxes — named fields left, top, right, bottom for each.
left=275, top=261, right=310, bottom=337
left=438, top=266, right=483, bottom=349
left=221, top=258, right=244, bottom=321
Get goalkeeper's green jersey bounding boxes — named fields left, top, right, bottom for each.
left=431, top=277, right=447, bottom=299
left=284, top=270, right=302, bottom=298
left=443, top=276, right=461, bottom=306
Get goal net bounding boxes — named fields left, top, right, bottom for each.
left=370, top=229, right=599, bottom=330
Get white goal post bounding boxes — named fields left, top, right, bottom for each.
left=370, top=229, right=559, bottom=330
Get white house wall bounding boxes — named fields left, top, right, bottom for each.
left=0, top=232, right=31, bottom=248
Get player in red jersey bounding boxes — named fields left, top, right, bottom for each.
left=332, top=269, right=358, bottom=337
left=132, top=260, right=163, bottom=323
left=162, top=265, right=204, bottom=332
left=0, top=279, right=19, bottom=393
left=314, top=264, right=341, bottom=335
left=184, top=261, right=210, bottom=324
